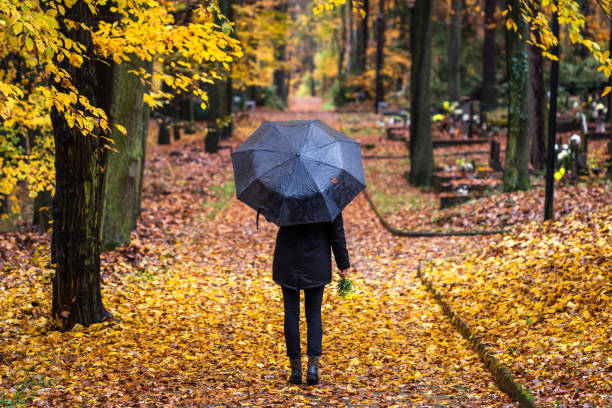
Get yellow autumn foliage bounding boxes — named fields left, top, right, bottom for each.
left=0, top=0, right=242, bottom=214
left=421, top=207, right=612, bottom=407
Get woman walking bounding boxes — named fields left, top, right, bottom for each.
left=273, top=213, right=350, bottom=385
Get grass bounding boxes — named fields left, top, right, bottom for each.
left=0, top=377, right=49, bottom=407
left=203, top=180, right=235, bottom=219
left=364, top=160, right=438, bottom=216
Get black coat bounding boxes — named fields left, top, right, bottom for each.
left=273, top=214, right=350, bottom=290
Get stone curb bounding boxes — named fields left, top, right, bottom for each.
left=417, top=264, right=537, bottom=408
left=362, top=190, right=536, bottom=406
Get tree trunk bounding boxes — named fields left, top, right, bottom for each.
left=608, top=18, right=612, bottom=177
left=374, top=0, right=385, bottom=112
left=51, top=0, right=112, bottom=329
left=308, top=36, right=316, bottom=96
left=481, top=0, right=497, bottom=111
left=157, top=81, right=172, bottom=145
left=33, top=189, right=52, bottom=230
left=101, top=60, right=147, bottom=250
left=338, top=5, right=346, bottom=78
left=221, top=76, right=233, bottom=140
left=409, top=0, right=434, bottom=186
left=222, top=0, right=234, bottom=140
left=158, top=117, right=171, bottom=145
left=206, top=0, right=232, bottom=149
left=448, top=0, right=462, bottom=102
left=136, top=60, right=153, bottom=221
left=356, top=0, right=368, bottom=74
left=346, top=0, right=354, bottom=75
left=529, top=40, right=546, bottom=170
left=273, top=1, right=288, bottom=107
left=205, top=83, right=221, bottom=153
left=397, top=0, right=410, bottom=95
left=503, top=0, right=531, bottom=191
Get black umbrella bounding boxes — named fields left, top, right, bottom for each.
left=231, top=119, right=366, bottom=227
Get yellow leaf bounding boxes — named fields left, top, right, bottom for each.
left=114, top=123, right=127, bottom=135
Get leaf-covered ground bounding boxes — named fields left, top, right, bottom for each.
left=1, top=107, right=608, bottom=407
left=0, top=111, right=519, bottom=407
left=421, top=208, right=612, bottom=407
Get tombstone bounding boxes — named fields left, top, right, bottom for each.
left=481, top=111, right=488, bottom=132
left=490, top=140, right=503, bottom=171
left=377, top=101, right=388, bottom=114
left=245, top=100, right=256, bottom=111
left=580, top=113, right=588, bottom=152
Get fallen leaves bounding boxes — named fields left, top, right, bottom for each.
left=0, top=112, right=515, bottom=407
left=421, top=207, right=612, bottom=407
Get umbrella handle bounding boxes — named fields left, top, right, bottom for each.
left=256, top=208, right=261, bottom=230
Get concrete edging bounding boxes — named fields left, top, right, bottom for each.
left=417, top=264, right=537, bottom=408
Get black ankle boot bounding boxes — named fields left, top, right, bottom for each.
left=306, top=355, right=320, bottom=385
left=289, top=357, right=302, bottom=384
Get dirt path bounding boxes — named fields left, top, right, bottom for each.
left=174, top=109, right=516, bottom=406
left=192, top=175, right=513, bottom=406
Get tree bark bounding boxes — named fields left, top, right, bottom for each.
left=157, top=81, right=172, bottom=145
left=481, top=0, right=497, bottom=111
left=51, top=0, right=112, bottom=329
left=100, top=60, right=147, bottom=250
left=206, top=0, right=232, bottom=151
left=356, top=0, right=368, bottom=74
left=374, top=0, right=385, bottom=112
left=608, top=18, right=612, bottom=177
left=346, top=0, right=354, bottom=75
left=205, top=83, right=221, bottom=153
left=136, top=60, right=153, bottom=221
left=308, top=36, right=316, bottom=96
left=338, top=4, right=346, bottom=78
left=503, top=0, right=531, bottom=191
left=529, top=38, right=546, bottom=170
left=273, top=0, right=288, bottom=107
left=221, top=0, right=234, bottom=140
left=32, top=189, right=52, bottom=230
left=409, top=0, right=434, bottom=186
left=448, top=0, right=462, bottom=102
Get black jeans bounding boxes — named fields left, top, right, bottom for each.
left=281, top=286, right=325, bottom=359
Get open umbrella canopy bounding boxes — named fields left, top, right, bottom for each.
left=231, top=120, right=366, bottom=226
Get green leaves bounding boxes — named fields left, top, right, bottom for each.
left=336, top=277, right=355, bottom=299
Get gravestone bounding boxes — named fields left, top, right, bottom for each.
left=490, top=140, right=503, bottom=171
